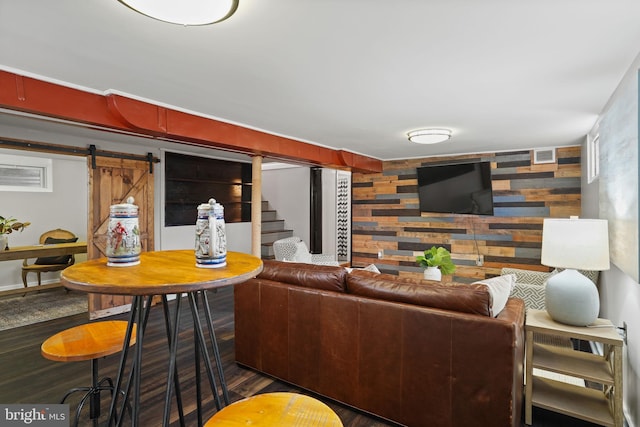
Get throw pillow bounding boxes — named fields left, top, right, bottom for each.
left=362, top=264, right=380, bottom=273
left=345, top=264, right=381, bottom=274
left=472, top=274, right=516, bottom=317
left=501, top=267, right=552, bottom=287
left=34, top=236, right=78, bottom=265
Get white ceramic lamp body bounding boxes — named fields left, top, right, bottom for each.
left=545, top=269, right=600, bottom=326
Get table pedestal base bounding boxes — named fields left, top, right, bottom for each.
left=108, top=291, right=229, bottom=427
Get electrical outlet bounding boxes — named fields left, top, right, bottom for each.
left=377, top=249, right=384, bottom=259
left=476, top=255, right=484, bottom=266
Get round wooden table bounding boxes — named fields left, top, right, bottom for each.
left=61, top=250, right=263, bottom=427
left=61, top=250, right=262, bottom=295
left=205, top=392, right=343, bottom=426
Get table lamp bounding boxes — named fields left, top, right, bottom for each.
left=541, top=217, right=610, bottom=326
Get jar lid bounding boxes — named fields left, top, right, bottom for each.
left=197, top=198, right=217, bottom=210
left=110, top=196, right=138, bottom=212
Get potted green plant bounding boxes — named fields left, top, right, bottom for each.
left=0, top=216, right=31, bottom=250
left=416, top=246, right=456, bottom=281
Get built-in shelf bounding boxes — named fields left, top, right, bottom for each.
left=165, top=152, right=252, bottom=226
left=532, top=342, right=614, bottom=385
left=531, top=376, right=613, bottom=427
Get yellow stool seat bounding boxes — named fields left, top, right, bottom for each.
left=41, top=320, right=136, bottom=362
left=205, top=392, right=343, bottom=426
left=41, top=320, right=136, bottom=427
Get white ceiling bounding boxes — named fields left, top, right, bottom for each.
left=1, top=0, right=640, bottom=161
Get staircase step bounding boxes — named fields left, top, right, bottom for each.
left=261, top=198, right=293, bottom=258
left=262, top=220, right=286, bottom=232
left=261, top=230, right=293, bottom=244
left=262, top=210, right=278, bottom=221
left=261, top=243, right=275, bottom=258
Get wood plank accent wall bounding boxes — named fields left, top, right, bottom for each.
left=351, top=147, right=581, bottom=283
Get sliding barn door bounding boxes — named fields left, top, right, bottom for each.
left=87, top=157, right=155, bottom=319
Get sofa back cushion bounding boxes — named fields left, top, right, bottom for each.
left=257, top=260, right=347, bottom=292
left=346, top=270, right=492, bottom=316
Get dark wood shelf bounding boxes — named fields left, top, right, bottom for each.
left=166, top=177, right=251, bottom=186
left=164, top=152, right=252, bottom=225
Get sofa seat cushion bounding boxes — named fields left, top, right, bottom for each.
left=346, top=270, right=492, bottom=316
left=257, top=260, right=347, bottom=292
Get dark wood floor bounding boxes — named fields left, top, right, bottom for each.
left=0, top=287, right=603, bottom=427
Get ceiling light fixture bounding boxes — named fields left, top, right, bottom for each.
left=407, top=128, right=452, bottom=144
left=118, top=0, right=239, bottom=26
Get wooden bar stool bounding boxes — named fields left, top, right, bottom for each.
left=205, top=392, right=343, bottom=426
left=41, top=320, right=137, bottom=427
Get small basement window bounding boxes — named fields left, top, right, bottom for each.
left=0, top=154, right=53, bottom=192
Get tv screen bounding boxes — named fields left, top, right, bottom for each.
left=417, top=161, right=494, bottom=215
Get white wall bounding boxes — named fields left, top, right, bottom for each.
left=583, top=54, right=640, bottom=427
left=262, top=165, right=311, bottom=245
left=160, top=218, right=251, bottom=254
left=0, top=148, right=88, bottom=290
left=262, top=165, right=340, bottom=257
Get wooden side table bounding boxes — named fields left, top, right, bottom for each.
left=525, top=309, right=623, bottom=427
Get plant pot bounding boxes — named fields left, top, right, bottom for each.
left=0, top=234, right=8, bottom=251
left=423, top=266, right=441, bottom=281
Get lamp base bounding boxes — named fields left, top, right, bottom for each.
left=545, top=269, right=599, bottom=326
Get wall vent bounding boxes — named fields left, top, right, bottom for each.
left=533, top=148, right=556, bottom=164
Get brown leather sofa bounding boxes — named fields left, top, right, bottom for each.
left=234, top=261, right=525, bottom=427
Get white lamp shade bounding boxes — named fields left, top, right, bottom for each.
left=541, top=218, right=610, bottom=271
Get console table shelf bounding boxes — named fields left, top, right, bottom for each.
left=533, top=342, right=614, bottom=385
left=525, top=309, right=623, bottom=427
left=531, top=376, right=613, bottom=426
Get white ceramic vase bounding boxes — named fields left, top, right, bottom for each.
left=106, top=196, right=141, bottom=267
left=195, top=198, right=227, bottom=268
left=423, top=266, right=442, bottom=281
left=0, top=234, right=7, bottom=251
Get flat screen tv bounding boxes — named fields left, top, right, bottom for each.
left=417, top=161, right=494, bottom=215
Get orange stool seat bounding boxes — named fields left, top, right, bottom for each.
left=205, top=392, right=343, bottom=426
left=41, top=320, right=136, bottom=427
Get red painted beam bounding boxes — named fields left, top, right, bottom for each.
left=0, top=70, right=382, bottom=172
